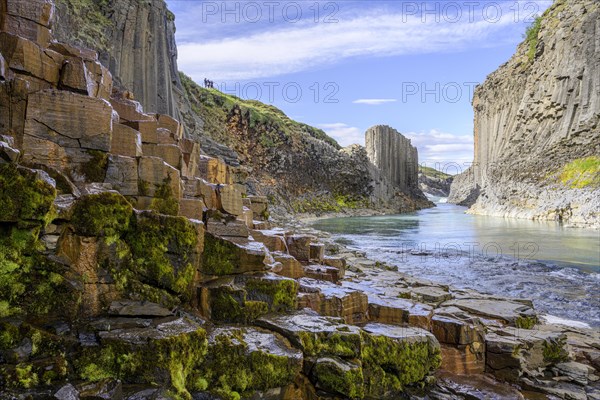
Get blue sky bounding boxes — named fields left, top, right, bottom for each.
left=166, top=0, right=552, bottom=172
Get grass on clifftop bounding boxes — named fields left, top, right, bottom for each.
left=55, top=0, right=111, bottom=51
left=558, top=156, right=600, bottom=189
left=419, top=166, right=451, bottom=180
left=179, top=72, right=340, bottom=149
left=523, top=16, right=542, bottom=61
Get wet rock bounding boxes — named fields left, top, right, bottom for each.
left=200, top=327, right=303, bottom=398
left=409, top=286, right=453, bottom=304
left=309, top=243, right=324, bottom=263
left=303, top=265, right=342, bottom=284
left=54, top=384, right=80, bottom=400
left=552, top=361, right=595, bottom=385
left=201, top=233, right=267, bottom=276
left=298, top=278, right=368, bottom=324
left=286, top=235, right=314, bottom=262
left=311, top=357, right=364, bottom=399
left=271, top=252, right=304, bottom=279
left=108, top=300, right=173, bottom=318
left=443, top=298, right=537, bottom=327
left=77, top=379, right=123, bottom=400
left=251, top=229, right=287, bottom=252
left=322, top=257, right=346, bottom=277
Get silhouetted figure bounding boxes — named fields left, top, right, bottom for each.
left=204, top=78, right=208, bottom=87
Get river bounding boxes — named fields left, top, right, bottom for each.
left=310, top=203, right=600, bottom=327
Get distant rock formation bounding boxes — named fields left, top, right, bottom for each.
left=418, top=167, right=453, bottom=198
left=366, top=125, right=419, bottom=192
left=449, top=0, right=600, bottom=227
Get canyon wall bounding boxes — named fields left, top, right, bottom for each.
left=449, top=0, right=600, bottom=227
left=53, top=0, right=187, bottom=120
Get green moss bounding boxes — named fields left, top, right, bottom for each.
left=542, top=336, right=569, bottom=364
left=14, top=364, right=39, bottom=388
left=81, top=150, right=109, bottom=182
left=55, top=0, right=111, bottom=51
left=245, top=277, right=298, bottom=312
left=126, top=212, right=199, bottom=300
left=297, top=331, right=362, bottom=358
left=0, top=163, right=57, bottom=225
left=208, top=285, right=269, bottom=323
left=179, top=72, right=340, bottom=150
left=138, top=179, right=150, bottom=196
left=150, top=175, right=180, bottom=216
left=419, top=165, right=452, bottom=180
left=515, top=315, right=538, bottom=329
left=360, top=332, right=441, bottom=397
left=201, top=233, right=238, bottom=275
left=0, top=322, right=21, bottom=350
left=77, top=326, right=207, bottom=399
left=71, top=192, right=133, bottom=237
left=313, top=358, right=364, bottom=399
left=523, top=16, right=542, bottom=62
left=291, top=193, right=370, bottom=214
left=201, top=328, right=301, bottom=399
left=558, top=156, right=600, bottom=189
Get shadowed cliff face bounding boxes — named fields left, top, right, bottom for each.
left=449, top=0, right=600, bottom=227
left=53, top=0, right=184, bottom=118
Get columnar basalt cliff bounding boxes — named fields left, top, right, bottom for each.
left=53, top=0, right=189, bottom=121
left=366, top=125, right=419, bottom=192
left=2, top=1, right=599, bottom=399
left=449, top=0, right=600, bottom=227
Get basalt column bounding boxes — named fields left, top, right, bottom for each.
left=366, top=125, right=419, bottom=192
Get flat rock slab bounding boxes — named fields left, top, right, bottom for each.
left=298, top=278, right=368, bottom=324
left=99, top=317, right=203, bottom=345
left=108, top=300, right=173, bottom=318
left=443, top=298, right=536, bottom=325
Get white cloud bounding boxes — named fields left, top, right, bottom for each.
left=353, top=99, right=397, bottom=105
left=405, top=129, right=474, bottom=167
left=317, top=123, right=363, bottom=147
left=175, top=3, right=541, bottom=81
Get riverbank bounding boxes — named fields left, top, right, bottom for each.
left=280, top=217, right=600, bottom=398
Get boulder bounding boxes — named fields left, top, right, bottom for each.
left=156, top=127, right=177, bottom=145
left=110, top=124, right=142, bottom=158
left=198, top=155, right=230, bottom=184
left=183, top=178, right=218, bottom=209
left=49, top=42, right=98, bottom=62
left=180, top=139, right=201, bottom=179
left=247, top=195, right=268, bottom=219
left=83, top=60, right=112, bottom=99
left=24, top=89, right=112, bottom=151
left=444, top=298, right=538, bottom=327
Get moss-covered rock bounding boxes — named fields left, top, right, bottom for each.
left=242, top=274, right=298, bottom=312
left=200, top=327, right=303, bottom=400
left=360, top=324, right=441, bottom=397
left=76, top=318, right=207, bottom=400
left=0, top=164, right=57, bottom=225
left=125, top=212, right=201, bottom=301
left=201, top=233, right=266, bottom=276
left=312, top=357, right=364, bottom=399
left=71, top=192, right=133, bottom=238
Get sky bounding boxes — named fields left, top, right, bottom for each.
left=165, top=0, right=553, bottom=173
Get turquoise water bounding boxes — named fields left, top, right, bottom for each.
left=312, top=203, right=600, bottom=326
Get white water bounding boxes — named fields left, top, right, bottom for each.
left=312, top=203, right=600, bottom=327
